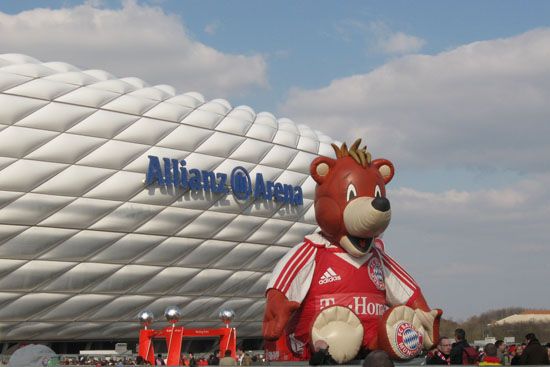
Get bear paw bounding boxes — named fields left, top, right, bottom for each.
left=378, top=305, right=424, bottom=360
left=311, top=305, right=364, bottom=364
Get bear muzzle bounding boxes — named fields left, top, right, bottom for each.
left=340, top=197, right=392, bottom=256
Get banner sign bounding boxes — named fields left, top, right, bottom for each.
left=145, top=155, right=303, bottom=206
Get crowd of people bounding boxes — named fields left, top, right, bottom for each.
left=32, top=349, right=266, bottom=366
left=136, top=349, right=265, bottom=367
left=425, top=329, right=550, bottom=365
left=4, top=332, right=549, bottom=366
left=305, top=328, right=550, bottom=366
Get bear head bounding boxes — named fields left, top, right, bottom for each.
left=310, top=139, right=395, bottom=257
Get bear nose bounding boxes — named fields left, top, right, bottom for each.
left=372, top=197, right=390, bottom=212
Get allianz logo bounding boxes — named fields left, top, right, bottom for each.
left=318, top=267, right=341, bottom=285
left=145, top=155, right=303, bottom=206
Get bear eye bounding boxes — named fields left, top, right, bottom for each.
left=374, top=185, right=382, bottom=198
left=346, top=184, right=357, bottom=202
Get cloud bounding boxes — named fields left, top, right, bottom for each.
left=281, top=28, right=550, bottom=174
left=379, top=32, right=425, bottom=54
left=334, top=19, right=425, bottom=55
left=0, top=1, right=268, bottom=98
left=383, top=173, right=550, bottom=318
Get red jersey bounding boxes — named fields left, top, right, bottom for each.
left=267, top=233, right=421, bottom=354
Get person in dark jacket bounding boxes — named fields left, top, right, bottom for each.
left=207, top=351, right=220, bottom=366
left=510, top=344, right=524, bottom=365
left=450, top=328, right=478, bottom=365
left=520, top=333, right=549, bottom=365
left=426, top=336, right=452, bottom=365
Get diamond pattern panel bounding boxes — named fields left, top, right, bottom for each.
left=41, top=263, right=122, bottom=292
left=0, top=226, right=77, bottom=259
left=157, top=124, right=214, bottom=152
left=175, top=297, right=226, bottom=320
left=0, top=126, right=58, bottom=158
left=0, top=71, right=32, bottom=92
left=0, top=159, right=67, bottom=192
left=38, top=230, right=125, bottom=261
left=215, top=271, right=264, bottom=296
left=32, top=165, right=115, bottom=197
left=15, top=102, right=95, bottom=132
left=0, top=193, right=23, bottom=215
left=195, top=132, right=246, bottom=157
left=91, top=265, right=162, bottom=294
left=176, top=240, right=236, bottom=267
left=45, top=70, right=100, bottom=86
left=90, top=233, right=165, bottom=263
left=77, top=140, right=149, bottom=170
left=5, top=78, right=79, bottom=101
left=68, top=110, right=139, bottom=139
left=89, top=295, right=155, bottom=321
left=176, top=212, right=237, bottom=239
left=135, top=268, right=201, bottom=295
left=135, top=207, right=202, bottom=236
left=0, top=293, right=71, bottom=321
left=0, top=53, right=338, bottom=341
left=89, top=202, right=163, bottom=232
left=26, top=133, right=106, bottom=164
left=180, top=109, right=225, bottom=130
left=37, top=295, right=116, bottom=321
left=56, top=86, right=119, bottom=108
left=133, top=237, right=203, bottom=266
left=114, top=117, right=177, bottom=145
left=0, top=261, right=76, bottom=291
left=0, top=193, right=74, bottom=225
left=143, top=101, right=192, bottom=122
left=83, top=171, right=145, bottom=201
left=245, top=123, right=277, bottom=142
left=38, top=198, right=121, bottom=229
left=101, top=94, right=159, bottom=116
left=260, top=144, right=299, bottom=169
left=0, top=61, right=56, bottom=77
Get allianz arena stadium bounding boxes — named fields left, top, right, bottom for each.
left=0, top=53, right=339, bottom=348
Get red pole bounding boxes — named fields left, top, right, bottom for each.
left=219, top=327, right=237, bottom=358
left=138, top=329, right=156, bottom=365
left=165, top=326, right=184, bottom=366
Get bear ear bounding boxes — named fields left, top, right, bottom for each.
left=372, top=159, right=395, bottom=184
left=310, top=156, right=335, bottom=184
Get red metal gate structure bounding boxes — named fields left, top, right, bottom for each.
left=138, top=325, right=237, bottom=365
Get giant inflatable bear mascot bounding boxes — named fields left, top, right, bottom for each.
left=263, top=139, right=442, bottom=364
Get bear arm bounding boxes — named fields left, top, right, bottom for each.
left=407, top=292, right=430, bottom=312
left=262, top=289, right=300, bottom=341
left=408, top=292, right=443, bottom=349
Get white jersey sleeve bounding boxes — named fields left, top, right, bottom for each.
left=266, top=241, right=317, bottom=304
left=377, top=248, right=421, bottom=307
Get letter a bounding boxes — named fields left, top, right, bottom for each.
left=146, top=155, right=165, bottom=185
left=254, top=173, right=267, bottom=199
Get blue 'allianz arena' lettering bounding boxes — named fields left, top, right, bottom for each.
left=146, top=155, right=303, bottom=205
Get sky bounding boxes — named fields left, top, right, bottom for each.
left=1, top=0, right=549, bottom=321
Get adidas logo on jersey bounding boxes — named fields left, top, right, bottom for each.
left=318, top=267, right=342, bottom=284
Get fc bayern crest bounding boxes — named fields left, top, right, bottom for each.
left=368, top=257, right=385, bottom=290
left=393, top=322, right=422, bottom=359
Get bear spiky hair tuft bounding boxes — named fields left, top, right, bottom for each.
left=331, top=138, right=372, bottom=167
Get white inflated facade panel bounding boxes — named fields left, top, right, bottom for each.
left=0, top=54, right=338, bottom=341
